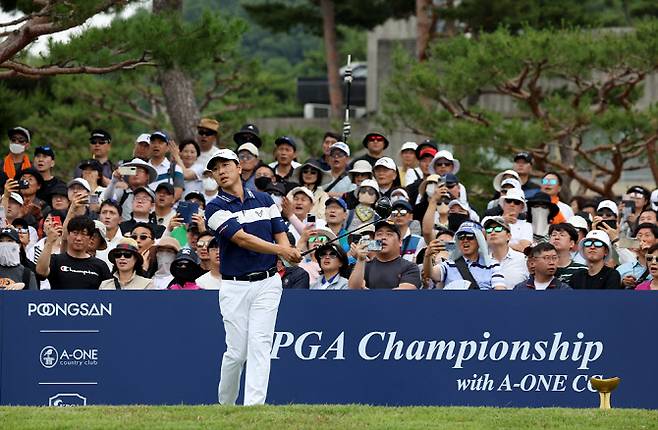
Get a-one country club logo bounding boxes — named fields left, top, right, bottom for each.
left=40, top=346, right=58, bottom=368
left=49, top=393, right=87, bottom=407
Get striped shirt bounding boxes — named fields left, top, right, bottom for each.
left=439, top=256, right=506, bottom=290
left=205, top=187, right=287, bottom=277
left=149, top=158, right=184, bottom=190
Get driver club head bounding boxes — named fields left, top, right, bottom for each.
left=374, top=197, right=393, bottom=219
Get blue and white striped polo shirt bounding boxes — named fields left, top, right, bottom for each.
left=205, top=187, right=288, bottom=277
left=439, top=256, right=506, bottom=290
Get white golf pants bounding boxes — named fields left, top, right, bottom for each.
left=218, top=274, right=282, bottom=406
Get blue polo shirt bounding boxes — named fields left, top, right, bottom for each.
left=206, top=187, right=287, bottom=277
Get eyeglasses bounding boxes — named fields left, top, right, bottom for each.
left=90, top=139, right=109, bottom=145
left=435, top=162, right=453, bottom=167
left=309, top=236, right=328, bottom=244
left=646, top=255, right=658, bottom=264
left=360, top=188, right=377, bottom=196
left=302, top=168, right=318, bottom=175
left=10, top=137, right=27, bottom=144
left=131, top=234, right=152, bottom=241
left=541, top=178, right=558, bottom=185
left=114, top=251, right=134, bottom=259
left=583, top=239, right=606, bottom=248
left=134, top=196, right=152, bottom=203
left=320, top=252, right=338, bottom=259
left=504, top=199, right=524, bottom=206
left=485, top=226, right=506, bottom=233
left=239, top=154, right=255, bottom=161
left=197, top=240, right=210, bottom=248
left=456, top=233, right=476, bottom=241
left=391, top=209, right=409, bottom=217
left=536, top=255, right=559, bottom=263
left=198, top=129, right=216, bottom=137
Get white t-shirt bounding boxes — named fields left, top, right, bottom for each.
left=196, top=146, right=221, bottom=172
left=491, top=248, right=529, bottom=290
left=508, top=219, right=533, bottom=246
left=196, top=271, right=221, bottom=290
left=533, top=279, right=552, bottom=291
left=183, top=161, right=206, bottom=195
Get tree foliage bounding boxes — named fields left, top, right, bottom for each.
left=382, top=22, right=658, bottom=198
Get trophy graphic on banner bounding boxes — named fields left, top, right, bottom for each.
left=590, top=377, right=621, bottom=409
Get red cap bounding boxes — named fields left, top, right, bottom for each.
left=418, top=147, right=438, bottom=159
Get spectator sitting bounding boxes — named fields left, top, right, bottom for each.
left=87, top=220, right=108, bottom=259
left=285, top=186, right=315, bottom=242
left=130, top=222, right=157, bottom=272
left=49, top=183, right=70, bottom=213
left=570, top=230, right=621, bottom=289
left=346, top=179, right=380, bottom=231
left=119, top=186, right=165, bottom=238
left=514, top=243, right=571, bottom=290
left=16, top=167, right=45, bottom=226
left=549, top=223, right=587, bottom=285
left=102, top=158, right=158, bottom=221
left=373, top=157, right=401, bottom=199
left=296, top=226, right=335, bottom=286
left=11, top=218, right=37, bottom=273
left=149, top=237, right=181, bottom=289
left=325, top=142, right=353, bottom=197
left=421, top=227, right=455, bottom=289
left=638, top=208, right=657, bottom=226
left=311, top=243, right=349, bottom=290
left=312, top=131, right=339, bottom=171
left=200, top=168, right=219, bottom=201
left=269, top=136, right=301, bottom=189
left=33, top=146, right=65, bottom=207
left=253, top=164, right=277, bottom=192
left=184, top=191, right=206, bottom=211
left=292, top=160, right=330, bottom=218
left=99, top=238, right=153, bottom=290
left=526, top=192, right=559, bottom=241
left=154, top=183, right=177, bottom=228
left=539, top=172, right=573, bottom=223
left=196, top=237, right=221, bottom=290
left=592, top=199, right=635, bottom=265
left=73, top=129, right=114, bottom=186
left=148, top=130, right=184, bottom=200
left=499, top=188, right=533, bottom=252
left=132, top=133, right=151, bottom=161
left=342, top=160, right=373, bottom=209
left=351, top=132, right=388, bottom=168
left=447, top=199, right=479, bottom=232
left=195, top=232, right=215, bottom=272
left=77, top=159, right=105, bottom=203
left=617, top=223, right=658, bottom=289
left=482, top=216, right=528, bottom=289
left=0, top=227, right=37, bottom=290
left=35, top=215, right=111, bottom=290
left=170, top=139, right=205, bottom=195
left=427, top=221, right=506, bottom=290
left=168, top=248, right=204, bottom=290
left=324, top=197, right=349, bottom=252
left=512, top=152, right=540, bottom=199
left=400, top=142, right=421, bottom=187
left=348, top=220, right=420, bottom=290
left=3, top=189, right=26, bottom=226
left=235, top=142, right=260, bottom=193
left=390, top=199, right=425, bottom=262
left=635, top=243, right=658, bottom=290
left=405, top=140, right=438, bottom=206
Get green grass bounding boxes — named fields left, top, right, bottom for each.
left=1, top=405, right=656, bottom=429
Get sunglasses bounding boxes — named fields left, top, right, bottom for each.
left=309, top=236, right=328, bottom=244
left=646, top=255, right=658, bottom=264
left=368, top=136, right=385, bottom=142
left=131, top=234, right=152, bottom=241
left=320, top=252, right=338, bottom=259
left=504, top=199, right=524, bottom=206
left=90, top=139, right=109, bottom=145
left=360, top=188, right=377, bottom=196
left=583, top=240, right=606, bottom=248
left=456, top=233, right=476, bottom=241
left=16, top=228, right=29, bottom=234
left=114, top=251, right=134, bottom=259
left=435, top=162, right=453, bottom=167
left=541, top=178, right=558, bottom=185
left=485, top=226, right=506, bottom=233
left=198, top=129, right=216, bottom=137
left=197, top=240, right=210, bottom=248
left=302, top=168, right=318, bottom=175
left=391, top=209, right=409, bottom=217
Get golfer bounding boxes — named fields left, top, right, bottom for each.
left=205, top=149, right=302, bottom=406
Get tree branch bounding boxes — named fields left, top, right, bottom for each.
left=0, top=56, right=156, bottom=78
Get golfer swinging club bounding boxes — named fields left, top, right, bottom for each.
left=205, top=149, right=302, bottom=405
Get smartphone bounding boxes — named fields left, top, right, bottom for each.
left=18, top=179, right=30, bottom=190
left=618, top=237, right=640, bottom=249
left=443, top=241, right=457, bottom=253
left=348, top=233, right=362, bottom=245
left=88, top=194, right=100, bottom=205
left=597, top=220, right=617, bottom=230
left=51, top=216, right=62, bottom=227
left=306, top=214, right=316, bottom=225
left=367, top=240, right=383, bottom=252
left=118, top=166, right=138, bottom=176
left=177, top=201, right=199, bottom=225
left=622, top=200, right=635, bottom=212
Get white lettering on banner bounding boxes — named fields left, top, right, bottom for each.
left=27, top=302, right=112, bottom=317
left=48, top=393, right=87, bottom=407
left=39, top=346, right=99, bottom=368
left=274, top=330, right=604, bottom=370
left=456, top=373, right=598, bottom=393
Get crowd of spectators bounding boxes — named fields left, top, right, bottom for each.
left=0, top=122, right=656, bottom=291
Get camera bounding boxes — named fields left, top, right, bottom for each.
left=18, top=179, right=30, bottom=190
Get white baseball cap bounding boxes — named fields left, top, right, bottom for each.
left=67, top=177, right=91, bottom=192
left=499, top=188, right=527, bottom=212
left=330, top=142, right=350, bottom=157
left=93, top=220, right=108, bottom=250
left=9, top=192, right=23, bottom=205
left=448, top=199, right=471, bottom=212
left=400, top=141, right=418, bottom=152
left=135, top=133, right=151, bottom=144
left=500, top=178, right=522, bottom=190
left=493, top=169, right=521, bottom=191
left=429, top=150, right=460, bottom=175
left=568, top=215, right=589, bottom=232
left=374, top=157, right=397, bottom=171
left=237, top=142, right=259, bottom=157
left=349, top=160, right=373, bottom=174
left=597, top=200, right=618, bottom=217
left=288, top=186, right=315, bottom=203
left=580, top=230, right=612, bottom=260
left=358, top=179, right=380, bottom=194
left=650, top=189, right=657, bottom=211
left=206, top=149, right=239, bottom=170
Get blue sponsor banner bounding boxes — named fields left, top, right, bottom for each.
left=0, top=291, right=656, bottom=408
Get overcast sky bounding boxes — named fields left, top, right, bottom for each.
left=0, top=1, right=150, bottom=55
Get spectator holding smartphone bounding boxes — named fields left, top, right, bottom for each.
left=635, top=243, right=658, bottom=290
left=617, top=223, right=658, bottom=289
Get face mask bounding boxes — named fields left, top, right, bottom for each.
left=254, top=176, right=272, bottom=191
left=358, top=191, right=377, bottom=205
left=426, top=183, right=436, bottom=197
left=271, top=194, right=283, bottom=210
left=156, top=252, right=175, bottom=273
left=203, top=177, right=218, bottom=192
left=9, top=143, right=25, bottom=155
left=0, top=242, right=20, bottom=266
left=448, top=213, right=470, bottom=233
left=531, top=207, right=550, bottom=237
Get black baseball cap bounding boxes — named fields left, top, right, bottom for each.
left=514, top=152, right=533, bottom=163
left=374, top=220, right=401, bottom=238
left=78, top=159, right=103, bottom=173
left=0, top=227, right=19, bottom=243
left=16, top=167, right=44, bottom=186
left=155, top=182, right=175, bottom=195
left=392, top=200, right=413, bottom=212
left=34, top=146, right=55, bottom=159
left=275, top=136, right=297, bottom=150
left=89, top=129, right=112, bottom=142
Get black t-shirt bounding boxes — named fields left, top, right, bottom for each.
left=37, top=176, right=66, bottom=206
left=47, top=253, right=112, bottom=290
left=569, top=265, right=622, bottom=290
left=364, top=257, right=421, bottom=289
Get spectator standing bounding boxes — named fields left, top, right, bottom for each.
left=103, top=158, right=158, bottom=221
left=342, top=160, right=373, bottom=209
left=0, top=227, right=37, bottom=290
left=149, top=131, right=184, bottom=200
left=33, top=146, right=65, bottom=207
left=73, top=129, right=113, bottom=186
left=312, top=132, right=340, bottom=171
left=170, top=139, right=205, bottom=195
left=77, top=159, right=106, bottom=204
left=400, top=142, right=421, bottom=187
left=617, top=223, right=658, bottom=289
left=482, top=216, right=529, bottom=289
left=150, top=237, right=180, bottom=289
left=405, top=140, right=438, bottom=206
left=310, top=243, right=349, bottom=290
left=232, top=123, right=262, bottom=149
left=95, top=200, right=124, bottom=268
left=526, top=192, right=560, bottom=241
left=325, top=142, right=353, bottom=197
left=549, top=223, right=587, bottom=285
left=119, top=186, right=164, bottom=238
left=196, top=237, right=221, bottom=290
left=351, top=132, right=388, bottom=168
left=324, top=197, right=349, bottom=252
left=237, top=143, right=260, bottom=192
left=570, top=230, right=621, bottom=289
left=269, top=136, right=301, bottom=188
left=132, top=133, right=152, bottom=161
left=1, top=127, right=32, bottom=186
left=168, top=248, right=205, bottom=290
left=428, top=150, right=467, bottom=202
left=99, top=238, right=153, bottom=290
left=196, top=118, right=222, bottom=168
left=292, top=160, right=330, bottom=218
left=539, top=172, right=573, bottom=223
left=514, top=243, right=570, bottom=290
left=153, top=183, right=177, bottom=228
left=15, top=167, right=45, bottom=226
left=346, top=179, right=379, bottom=231
left=390, top=200, right=425, bottom=262
left=373, top=157, right=401, bottom=199
left=195, top=232, right=215, bottom=272
left=348, top=220, right=420, bottom=290
left=499, top=188, right=533, bottom=251
left=36, top=215, right=111, bottom=289
left=512, top=152, right=541, bottom=199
